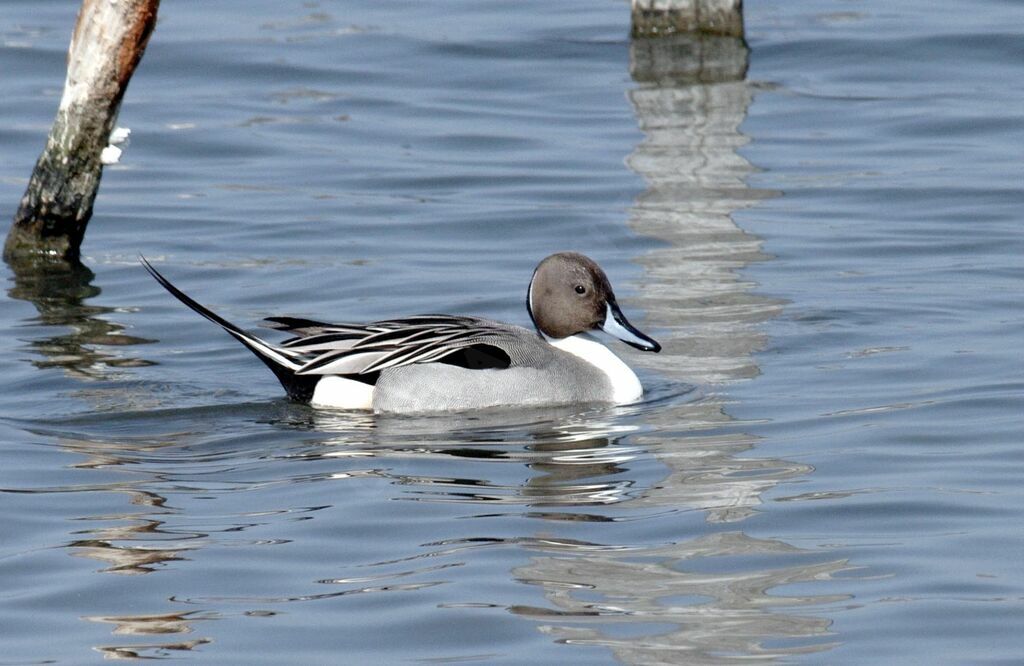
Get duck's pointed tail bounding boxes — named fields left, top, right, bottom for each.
left=140, top=256, right=319, bottom=402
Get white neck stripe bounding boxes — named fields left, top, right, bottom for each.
left=547, top=334, right=643, bottom=404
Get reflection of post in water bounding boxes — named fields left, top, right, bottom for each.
left=67, top=486, right=213, bottom=657
left=626, top=34, right=780, bottom=383
left=511, top=532, right=846, bottom=662
left=85, top=611, right=212, bottom=660
left=66, top=489, right=191, bottom=575
left=6, top=258, right=154, bottom=379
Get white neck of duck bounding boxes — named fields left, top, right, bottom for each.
left=546, top=334, right=643, bottom=404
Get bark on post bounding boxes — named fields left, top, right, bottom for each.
left=631, top=0, right=744, bottom=39
left=4, top=0, right=159, bottom=264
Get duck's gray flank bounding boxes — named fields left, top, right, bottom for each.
left=141, top=252, right=660, bottom=413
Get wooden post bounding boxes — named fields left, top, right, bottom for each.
left=4, top=0, right=159, bottom=264
left=631, top=0, right=744, bottom=39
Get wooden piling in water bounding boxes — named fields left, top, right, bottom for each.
left=631, top=0, right=744, bottom=39
left=4, top=0, right=159, bottom=264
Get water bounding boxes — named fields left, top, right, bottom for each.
left=1, top=0, right=1021, bottom=662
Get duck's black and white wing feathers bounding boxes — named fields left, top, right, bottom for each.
left=265, top=315, right=519, bottom=376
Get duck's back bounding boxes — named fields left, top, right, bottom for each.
left=372, top=332, right=613, bottom=413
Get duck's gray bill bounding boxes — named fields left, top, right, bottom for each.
left=602, top=302, right=661, bottom=352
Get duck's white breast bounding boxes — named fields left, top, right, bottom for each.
left=547, top=334, right=643, bottom=404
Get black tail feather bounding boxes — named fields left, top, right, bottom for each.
left=262, top=315, right=334, bottom=331
left=141, top=256, right=249, bottom=339
left=140, top=256, right=320, bottom=402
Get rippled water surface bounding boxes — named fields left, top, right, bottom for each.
left=1, top=0, right=1022, bottom=662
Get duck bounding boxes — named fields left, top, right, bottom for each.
left=141, top=252, right=660, bottom=413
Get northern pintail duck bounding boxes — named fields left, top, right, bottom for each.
left=141, top=253, right=660, bottom=413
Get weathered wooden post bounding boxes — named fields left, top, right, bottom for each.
left=631, top=0, right=744, bottom=39
left=4, top=0, right=159, bottom=264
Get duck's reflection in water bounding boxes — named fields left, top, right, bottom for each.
left=300, top=403, right=840, bottom=661
left=305, top=396, right=807, bottom=523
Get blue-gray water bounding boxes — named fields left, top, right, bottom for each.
left=2, top=0, right=1022, bottom=662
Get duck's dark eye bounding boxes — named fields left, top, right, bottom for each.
left=574, top=284, right=586, bottom=295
